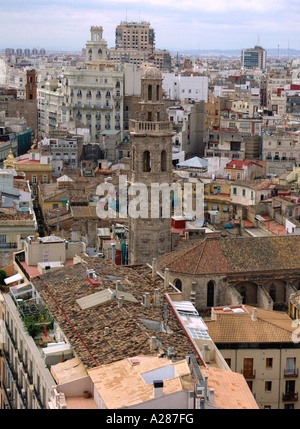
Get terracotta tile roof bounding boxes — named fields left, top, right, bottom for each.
left=225, top=160, right=262, bottom=169
left=32, top=261, right=198, bottom=370
left=158, top=236, right=300, bottom=275
left=205, top=305, right=295, bottom=343
left=201, top=366, right=259, bottom=409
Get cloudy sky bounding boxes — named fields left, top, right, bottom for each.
left=1, top=0, right=298, bottom=52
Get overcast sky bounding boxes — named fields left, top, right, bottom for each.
left=0, top=0, right=298, bottom=52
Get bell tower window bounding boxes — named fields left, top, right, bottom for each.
left=143, top=151, right=151, bottom=172
left=148, top=85, right=152, bottom=101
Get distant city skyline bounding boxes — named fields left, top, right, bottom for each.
left=1, top=0, right=299, bottom=52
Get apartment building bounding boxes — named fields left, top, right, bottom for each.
left=162, top=73, right=208, bottom=102
left=0, top=169, right=37, bottom=257
left=0, top=235, right=85, bottom=409
left=262, top=131, right=300, bottom=176
left=204, top=180, right=232, bottom=223
left=206, top=305, right=300, bottom=409
left=224, top=160, right=264, bottom=181
left=38, top=27, right=123, bottom=142
left=108, top=21, right=171, bottom=72
left=230, top=179, right=274, bottom=207
left=3, top=146, right=52, bottom=199
left=204, top=129, right=246, bottom=160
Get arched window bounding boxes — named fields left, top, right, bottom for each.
left=98, top=48, right=102, bottom=55
left=269, top=284, right=276, bottom=302
left=88, top=48, right=92, bottom=54
left=143, top=151, right=151, bottom=172
left=207, top=281, right=215, bottom=307
left=174, top=278, right=182, bottom=291
left=161, top=150, right=167, bottom=172
left=116, top=81, right=120, bottom=88
left=96, top=90, right=101, bottom=98
left=240, top=286, right=246, bottom=304
left=156, top=85, right=160, bottom=101
left=148, top=85, right=152, bottom=101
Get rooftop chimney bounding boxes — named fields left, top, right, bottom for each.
left=150, top=336, right=158, bottom=352
left=143, top=292, right=151, bottom=308
left=208, top=388, right=215, bottom=405
left=118, top=295, right=124, bottom=308
left=203, top=344, right=210, bottom=364
left=154, top=289, right=160, bottom=307
left=252, top=307, right=257, bottom=322
left=152, top=258, right=157, bottom=278
left=164, top=268, right=169, bottom=289
left=153, top=380, right=164, bottom=399
left=104, top=327, right=109, bottom=336
left=116, top=280, right=121, bottom=291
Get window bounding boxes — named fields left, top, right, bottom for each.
left=174, top=278, right=182, bottom=291
left=43, top=251, right=49, bottom=262
left=264, top=405, right=271, bottom=409
left=284, top=404, right=294, bottom=409
left=207, top=281, right=215, bottom=307
left=142, top=151, right=151, bottom=172
left=32, top=175, right=37, bottom=184
left=148, top=85, right=152, bottom=101
left=0, top=234, right=6, bottom=244
left=161, top=150, right=167, bottom=172
left=286, top=358, right=296, bottom=375
left=233, top=187, right=237, bottom=195
left=266, top=358, right=273, bottom=369
left=265, top=381, right=272, bottom=392
left=225, top=358, right=231, bottom=368
left=242, top=189, right=246, bottom=197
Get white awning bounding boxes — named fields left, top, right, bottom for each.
left=4, top=273, right=22, bottom=285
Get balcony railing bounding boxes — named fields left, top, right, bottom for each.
left=5, top=321, right=17, bottom=349
left=14, top=251, right=30, bottom=281
left=284, top=368, right=299, bottom=378
left=282, top=392, right=298, bottom=402
left=2, top=381, right=14, bottom=409
left=0, top=242, right=17, bottom=249
left=241, top=369, right=256, bottom=379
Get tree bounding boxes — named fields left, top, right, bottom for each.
left=0, top=269, right=7, bottom=286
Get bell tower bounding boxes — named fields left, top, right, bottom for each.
left=85, top=26, right=108, bottom=64
left=128, top=64, right=174, bottom=265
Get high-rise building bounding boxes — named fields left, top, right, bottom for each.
left=128, top=64, right=173, bottom=264
left=24, top=49, right=31, bottom=57
left=109, top=21, right=171, bottom=71
left=241, top=46, right=266, bottom=70
left=39, top=48, right=46, bottom=56
left=16, top=48, right=23, bottom=57
left=115, top=21, right=155, bottom=51
left=31, top=48, right=38, bottom=56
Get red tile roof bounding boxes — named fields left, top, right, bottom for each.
left=225, top=160, right=262, bottom=169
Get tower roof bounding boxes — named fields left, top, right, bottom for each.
left=142, top=64, right=162, bottom=80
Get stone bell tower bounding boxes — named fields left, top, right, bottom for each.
left=128, top=63, right=174, bottom=265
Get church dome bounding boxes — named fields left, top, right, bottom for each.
left=142, top=64, right=162, bottom=79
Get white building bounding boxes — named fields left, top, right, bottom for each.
left=162, top=73, right=208, bottom=102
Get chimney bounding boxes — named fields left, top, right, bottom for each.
left=200, top=398, right=205, bottom=409
left=143, top=292, right=151, bottom=308
left=150, top=336, right=158, bottom=352
left=116, top=280, right=121, bottom=291
left=104, top=327, right=109, bottom=336
left=154, top=289, right=160, bottom=307
left=118, top=295, right=124, bottom=308
left=208, top=388, right=215, bottom=405
left=164, top=268, right=169, bottom=289
left=167, top=346, right=175, bottom=358
left=152, top=258, right=157, bottom=278
left=190, top=282, right=197, bottom=304
left=153, top=380, right=164, bottom=398
left=204, top=375, right=208, bottom=400
left=203, top=344, right=210, bottom=364
left=111, top=243, right=116, bottom=263
left=252, top=307, right=257, bottom=322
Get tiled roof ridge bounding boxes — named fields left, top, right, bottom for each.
left=161, top=238, right=207, bottom=268
left=244, top=306, right=294, bottom=334
left=193, top=238, right=209, bottom=275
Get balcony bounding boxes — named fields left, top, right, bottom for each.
left=241, top=369, right=256, bottom=379
left=0, top=242, right=18, bottom=249
left=284, top=368, right=299, bottom=378
left=282, top=392, right=298, bottom=402
left=33, top=386, right=44, bottom=409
